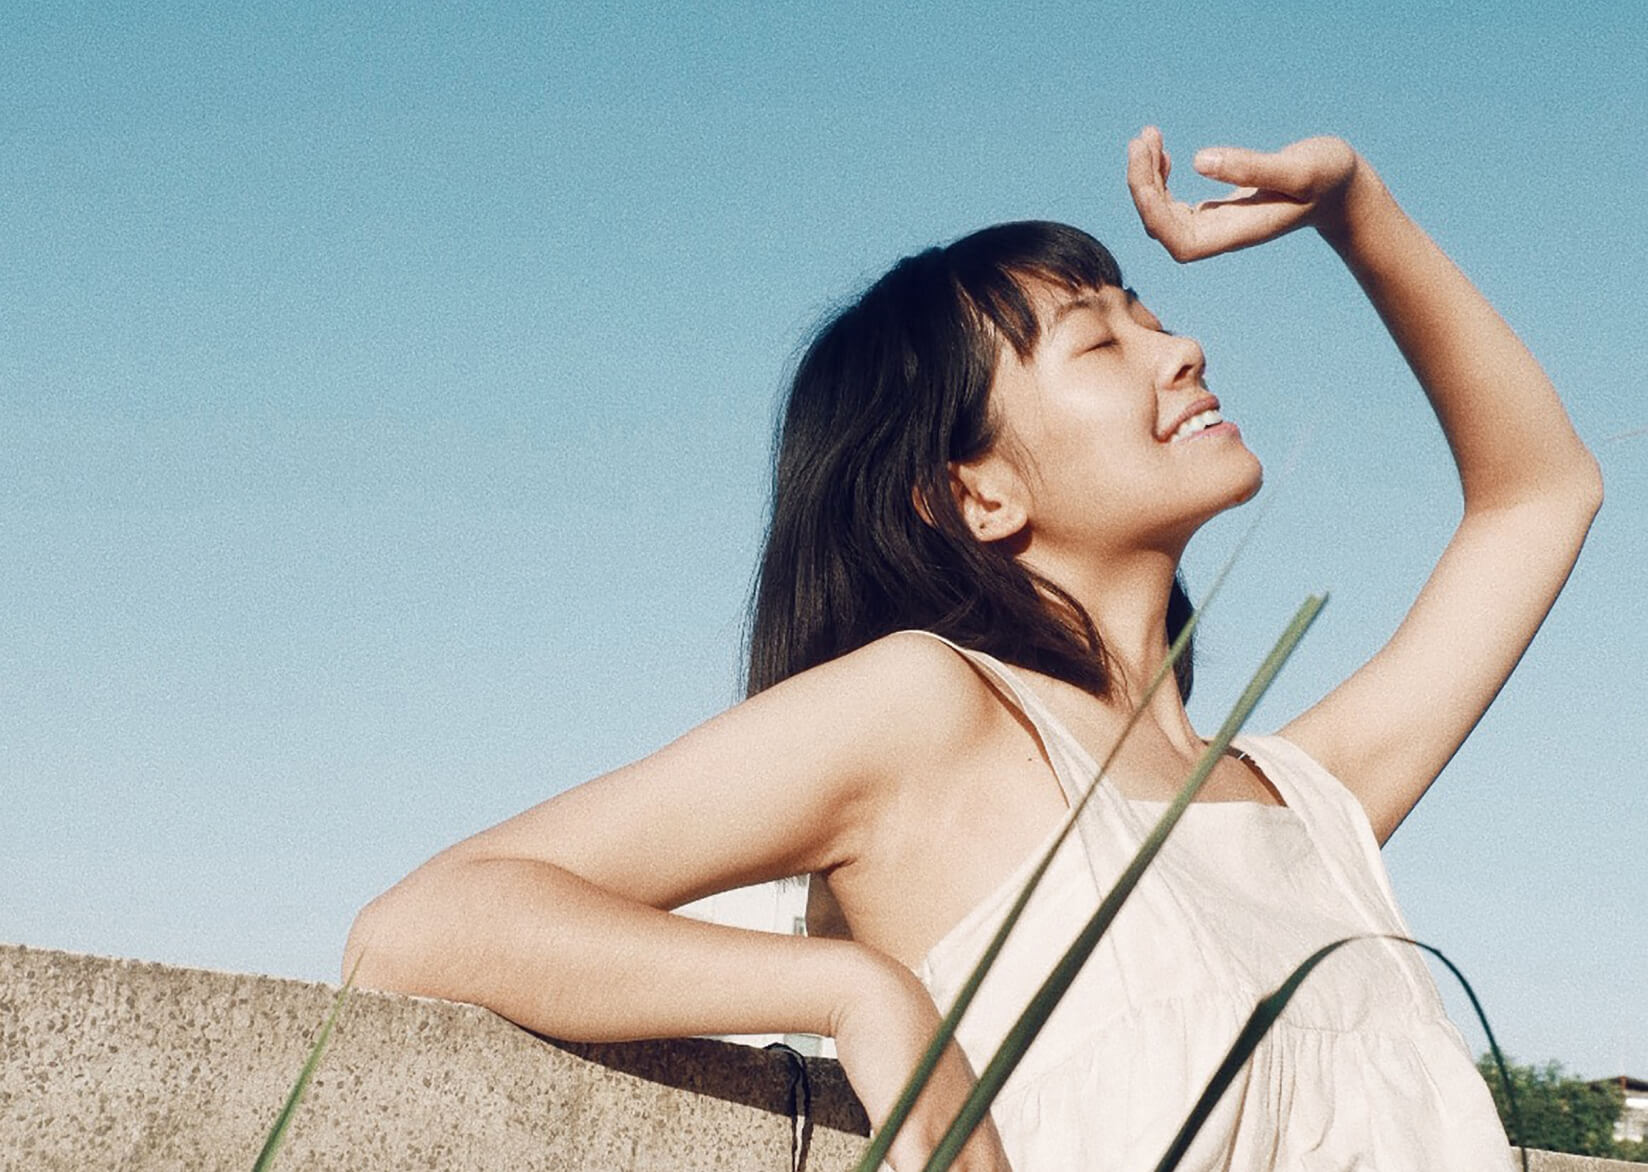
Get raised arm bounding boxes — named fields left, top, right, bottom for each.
left=1128, top=126, right=1603, bottom=844
left=343, top=631, right=1014, bottom=1171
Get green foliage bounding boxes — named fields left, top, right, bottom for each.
left=1476, top=1054, right=1632, bottom=1160
left=1618, top=1136, right=1648, bottom=1166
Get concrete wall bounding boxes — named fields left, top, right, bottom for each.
left=1, top=942, right=1638, bottom=1171
left=0, top=943, right=867, bottom=1170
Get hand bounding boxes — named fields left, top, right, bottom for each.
left=831, top=953, right=1015, bottom=1172
left=1126, top=125, right=1363, bottom=262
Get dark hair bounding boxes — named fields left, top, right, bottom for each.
left=745, top=220, right=1194, bottom=702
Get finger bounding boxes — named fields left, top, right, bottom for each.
left=1128, top=131, right=1179, bottom=214
left=1184, top=194, right=1311, bottom=256
left=1192, top=145, right=1311, bottom=198
left=1136, top=180, right=1309, bottom=263
left=1130, top=128, right=1225, bottom=257
left=1146, top=124, right=1172, bottom=184
left=1126, top=133, right=1179, bottom=240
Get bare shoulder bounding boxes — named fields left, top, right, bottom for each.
left=831, top=629, right=1002, bottom=711
left=756, top=630, right=1006, bottom=774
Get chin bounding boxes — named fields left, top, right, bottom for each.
left=1233, top=460, right=1264, bottom=506
left=1139, top=455, right=1267, bottom=546
left=1216, top=442, right=1264, bottom=503
left=1163, top=485, right=1262, bottom=548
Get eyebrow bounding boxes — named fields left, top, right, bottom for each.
left=1048, top=285, right=1140, bottom=328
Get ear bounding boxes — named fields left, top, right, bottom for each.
left=949, top=454, right=1029, bottom=543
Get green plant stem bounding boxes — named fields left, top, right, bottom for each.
left=252, top=956, right=361, bottom=1171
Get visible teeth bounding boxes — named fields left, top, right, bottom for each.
left=1171, top=408, right=1223, bottom=441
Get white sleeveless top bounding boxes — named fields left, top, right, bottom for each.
left=896, top=632, right=1514, bottom=1171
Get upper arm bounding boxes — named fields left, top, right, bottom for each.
left=1282, top=473, right=1600, bottom=846
left=423, top=630, right=998, bottom=912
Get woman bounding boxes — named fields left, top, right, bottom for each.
left=345, top=127, right=1601, bottom=1169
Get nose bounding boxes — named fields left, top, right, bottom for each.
left=1158, top=331, right=1207, bottom=391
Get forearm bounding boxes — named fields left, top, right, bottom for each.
left=344, top=856, right=878, bottom=1043
left=1317, top=160, right=1600, bottom=512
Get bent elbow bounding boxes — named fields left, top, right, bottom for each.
left=342, top=883, right=439, bottom=996
left=1556, top=448, right=1605, bottom=546
left=341, top=893, right=397, bottom=990
left=1536, top=448, right=1603, bottom=535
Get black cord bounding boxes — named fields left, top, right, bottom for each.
left=764, top=1042, right=814, bottom=1171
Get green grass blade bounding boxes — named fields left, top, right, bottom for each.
left=849, top=514, right=1273, bottom=1172
left=251, top=956, right=362, bottom=1171
left=1151, top=934, right=1527, bottom=1172
left=920, top=594, right=1327, bottom=1172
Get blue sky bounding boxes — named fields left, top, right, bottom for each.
left=4, top=2, right=1644, bottom=1079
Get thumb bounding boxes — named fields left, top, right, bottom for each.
left=1193, top=145, right=1304, bottom=195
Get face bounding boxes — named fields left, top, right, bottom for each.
left=965, top=280, right=1262, bottom=559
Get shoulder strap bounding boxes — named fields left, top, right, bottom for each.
left=804, top=629, right=1102, bottom=940
left=892, top=629, right=1094, bottom=808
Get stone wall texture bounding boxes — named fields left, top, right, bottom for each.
left=0, top=944, right=866, bottom=1170
left=0, top=943, right=1637, bottom=1171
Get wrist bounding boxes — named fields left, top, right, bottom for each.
left=1315, top=152, right=1400, bottom=258
left=824, top=941, right=930, bottom=1037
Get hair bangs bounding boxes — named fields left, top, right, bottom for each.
left=946, top=221, right=1126, bottom=359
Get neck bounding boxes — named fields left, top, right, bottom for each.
left=1021, top=540, right=1202, bottom=751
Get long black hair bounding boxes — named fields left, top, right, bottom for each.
left=745, top=220, right=1195, bottom=702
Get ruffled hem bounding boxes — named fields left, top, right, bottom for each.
left=986, top=1014, right=1513, bottom=1171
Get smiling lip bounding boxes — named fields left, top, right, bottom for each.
left=1159, top=395, right=1222, bottom=443
left=1182, top=419, right=1238, bottom=442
